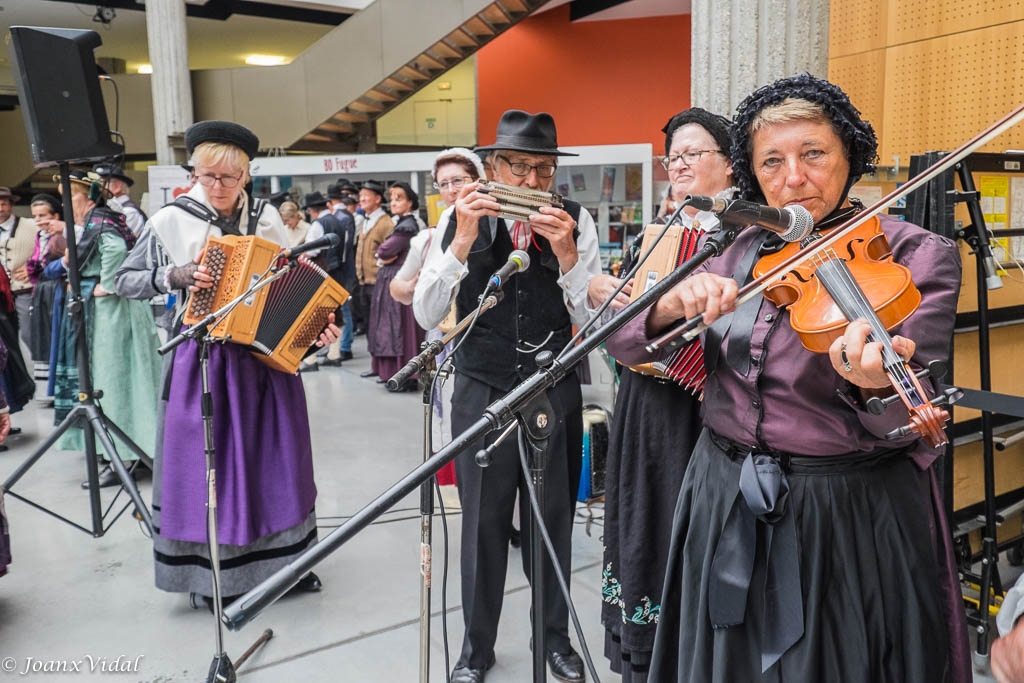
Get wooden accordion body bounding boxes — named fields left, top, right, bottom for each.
left=182, top=235, right=350, bottom=374
left=627, top=223, right=708, bottom=397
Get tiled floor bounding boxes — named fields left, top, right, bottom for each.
left=0, top=334, right=1007, bottom=682
left=0, top=337, right=616, bottom=682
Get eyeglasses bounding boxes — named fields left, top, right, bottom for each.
left=196, top=172, right=243, bottom=189
left=433, top=176, right=472, bottom=191
left=660, top=150, right=724, bottom=170
left=496, top=155, right=557, bottom=179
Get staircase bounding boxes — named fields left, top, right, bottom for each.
left=194, top=0, right=552, bottom=152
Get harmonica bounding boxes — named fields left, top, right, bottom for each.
left=478, top=181, right=564, bottom=223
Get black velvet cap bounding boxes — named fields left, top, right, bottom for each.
left=661, top=108, right=733, bottom=158
left=30, top=193, right=61, bottom=214
left=184, top=120, right=260, bottom=159
left=390, top=181, right=419, bottom=211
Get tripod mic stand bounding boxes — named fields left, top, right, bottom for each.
left=223, top=223, right=745, bottom=631
left=2, top=162, right=152, bottom=537
left=158, top=257, right=298, bottom=683
left=387, top=294, right=503, bottom=683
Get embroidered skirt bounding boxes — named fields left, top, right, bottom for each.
left=601, top=370, right=702, bottom=683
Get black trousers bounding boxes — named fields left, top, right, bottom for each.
left=354, top=282, right=373, bottom=332
left=451, top=372, right=583, bottom=670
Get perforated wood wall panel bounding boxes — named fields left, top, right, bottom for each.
left=829, top=0, right=888, bottom=58
left=828, top=49, right=887, bottom=144
left=888, top=0, right=1024, bottom=45
left=881, top=21, right=1024, bottom=164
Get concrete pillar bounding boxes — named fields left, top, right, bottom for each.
left=691, top=0, right=830, bottom=116
left=145, top=0, right=194, bottom=165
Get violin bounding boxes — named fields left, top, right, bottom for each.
left=645, top=101, right=1024, bottom=448
left=753, top=214, right=949, bottom=448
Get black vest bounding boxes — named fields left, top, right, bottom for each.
left=441, top=201, right=583, bottom=391
left=317, top=211, right=346, bottom=273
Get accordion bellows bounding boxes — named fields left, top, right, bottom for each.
left=627, top=224, right=707, bottom=397
left=183, top=235, right=349, bottom=374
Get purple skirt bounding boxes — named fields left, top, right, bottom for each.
left=158, top=340, right=316, bottom=546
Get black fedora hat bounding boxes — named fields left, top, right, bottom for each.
left=92, top=162, right=134, bottom=187
left=360, top=180, right=386, bottom=197
left=326, top=184, right=344, bottom=200
left=302, top=191, right=330, bottom=210
left=474, top=109, right=577, bottom=157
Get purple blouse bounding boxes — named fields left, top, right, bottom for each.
left=606, top=214, right=962, bottom=466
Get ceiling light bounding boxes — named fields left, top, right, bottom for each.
left=93, top=5, right=116, bottom=24
left=244, top=54, right=287, bottom=67
left=137, top=64, right=153, bottom=74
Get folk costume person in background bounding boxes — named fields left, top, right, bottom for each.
left=93, top=163, right=147, bottom=235
left=599, top=108, right=735, bottom=683
left=415, top=110, right=602, bottom=683
left=0, top=186, right=37, bottom=349
left=24, top=194, right=66, bottom=386
left=609, top=74, right=970, bottom=683
left=113, top=121, right=340, bottom=609
left=51, top=171, right=161, bottom=489
left=369, top=181, right=423, bottom=388
left=0, top=337, right=10, bottom=575
left=278, top=201, right=311, bottom=248
left=355, top=180, right=395, bottom=378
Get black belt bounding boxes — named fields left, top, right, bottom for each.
left=12, top=289, right=31, bottom=296
left=705, top=430, right=906, bottom=673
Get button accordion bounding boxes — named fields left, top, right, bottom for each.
left=182, top=235, right=350, bottom=374
left=626, top=223, right=708, bottom=396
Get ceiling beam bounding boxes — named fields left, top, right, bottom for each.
left=39, top=0, right=349, bottom=26
left=568, top=0, right=632, bottom=21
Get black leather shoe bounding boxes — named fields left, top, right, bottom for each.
left=360, top=370, right=378, bottom=378
left=547, top=649, right=584, bottom=682
left=321, top=358, right=343, bottom=367
left=340, top=351, right=354, bottom=361
left=81, top=465, right=130, bottom=489
left=293, top=572, right=322, bottom=593
left=451, top=653, right=496, bottom=683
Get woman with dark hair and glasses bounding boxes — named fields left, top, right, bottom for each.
left=114, top=120, right=340, bottom=611
left=610, top=74, right=969, bottom=683
left=599, top=108, right=735, bottom=683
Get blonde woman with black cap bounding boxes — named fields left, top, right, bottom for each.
left=113, top=120, right=341, bottom=610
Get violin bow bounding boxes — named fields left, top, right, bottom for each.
left=648, top=100, right=1024, bottom=353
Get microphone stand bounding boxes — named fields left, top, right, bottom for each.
left=159, top=256, right=300, bottom=683
left=223, top=222, right=746, bottom=635
left=386, top=294, right=501, bottom=683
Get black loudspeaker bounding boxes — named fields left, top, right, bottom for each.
left=8, top=26, right=122, bottom=167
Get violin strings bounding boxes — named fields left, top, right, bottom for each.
left=811, top=249, right=923, bottom=407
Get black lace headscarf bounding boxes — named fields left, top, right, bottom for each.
left=731, top=73, right=878, bottom=208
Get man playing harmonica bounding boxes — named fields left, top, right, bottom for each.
left=414, top=109, right=601, bottom=683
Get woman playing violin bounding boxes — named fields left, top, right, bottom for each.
left=607, top=73, right=970, bottom=682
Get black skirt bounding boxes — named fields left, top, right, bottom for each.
left=601, top=370, right=702, bottom=683
left=0, top=309, right=35, bottom=412
left=29, top=278, right=60, bottom=362
left=649, top=430, right=952, bottom=683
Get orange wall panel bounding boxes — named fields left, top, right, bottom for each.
left=476, top=5, right=691, bottom=150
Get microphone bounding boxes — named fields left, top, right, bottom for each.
left=284, top=232, right=340, bottom=258
left=686, top=196, right=814, bottom=242
left=485, top=250, right=530, bottom=292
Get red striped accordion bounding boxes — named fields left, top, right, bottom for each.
left=183, top=235, right=349, bottom=374
left=627, top=224, right=707, bottom=397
